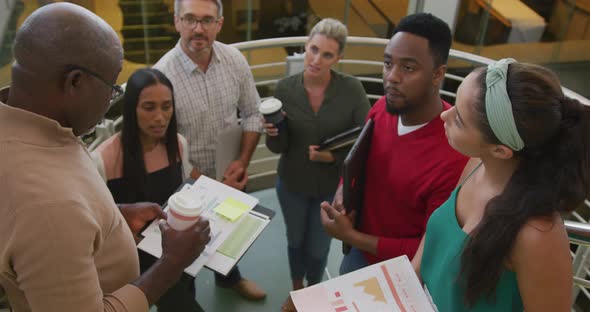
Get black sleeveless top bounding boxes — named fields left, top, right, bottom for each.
left=107, top=161, right=183, bottom=206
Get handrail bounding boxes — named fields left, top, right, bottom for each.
left=93, top=36, right=590, bottom=150
left=566, top=220, right=590, bottom=246
left=230, top=36, right=590, bottom=106
left=231, top=36, right=390, bottom=50
left=0, top=0, right=16, bottom=34
left=94, top=36, right=590, bottom=149
left=567, top=219, right=590, bottom=292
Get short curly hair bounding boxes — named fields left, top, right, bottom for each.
left=392, top=13, right=452, bottom=66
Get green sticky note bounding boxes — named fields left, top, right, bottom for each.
left=213, top=197, right=250, bottom=222
left=217, top=215, right=265, bottom=259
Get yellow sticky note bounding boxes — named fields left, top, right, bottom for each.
left=213, top=198, right=250, bottom=222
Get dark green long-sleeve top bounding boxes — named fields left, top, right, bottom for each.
left=266, top=70, right=371, bottom=196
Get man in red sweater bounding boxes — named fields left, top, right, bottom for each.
left=321, top=13, right=468, bottom=274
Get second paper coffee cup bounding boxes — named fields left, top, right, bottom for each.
left=167, top=191, right=202, bottom=231
left=259, top=98, right=284, bottom=126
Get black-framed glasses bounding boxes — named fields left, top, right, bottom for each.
left=65, top=64, right=124, bottom=100
left=180, top=15, right=219, bottom=29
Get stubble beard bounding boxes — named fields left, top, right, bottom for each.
left=385, top=97, right=413, bottom=116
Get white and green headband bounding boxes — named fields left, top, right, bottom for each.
left=485, top=58, right=524, bottom=151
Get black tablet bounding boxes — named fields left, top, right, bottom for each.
left=317, top=126, right=363, bottom=152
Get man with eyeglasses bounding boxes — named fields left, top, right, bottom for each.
left=0, top=3, right=212, bottom=311
left=154, top=0, right=266, bottom=302
left=65, top=64, right=125, bottom=100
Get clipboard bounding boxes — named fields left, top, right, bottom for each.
left=137, top=177, right=275, bottom=277
left=342, top=118, right=374, bottom=254
left=183, top=178, right=276, bottom=276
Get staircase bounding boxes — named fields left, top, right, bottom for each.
left=119, top=0, right=179, bottom=64
left=350, top=0, right=394, bottom=38
left=0, top=0, right=24, bottom=68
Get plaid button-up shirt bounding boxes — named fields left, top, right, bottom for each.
left=154, top=41, right=262, bottom=177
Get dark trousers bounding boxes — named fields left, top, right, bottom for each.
left=214, top=267, right=242, bottom=287
left=139, top=250, right=204, bottom=312
left=139, top=251, right=243, bottom=311
left=276, top=178, right=333, bottom=285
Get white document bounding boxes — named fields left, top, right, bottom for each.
left=137, top=175, right=261, bottom=276
left=290, top=255, right=436, bottom=312
left=215, top=124, right=242, bottom=181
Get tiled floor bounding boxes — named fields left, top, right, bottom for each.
left=150, top=188, right=344, bottom=312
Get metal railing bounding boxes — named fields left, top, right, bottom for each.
left=0, top=1, right=16, bottom=42
left=233, top=36, right=590, bottom=104
left=568, top=216, right=590, bottom=305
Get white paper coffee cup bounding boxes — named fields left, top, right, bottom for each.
left=259, top=98, right=284, bottom=125
left=167, top=191, right=202, bottom=231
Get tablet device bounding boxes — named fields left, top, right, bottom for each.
left=317, top=126, right=363, bottom=152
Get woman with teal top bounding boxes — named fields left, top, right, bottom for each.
left=412, top=59, right=590, bottom=311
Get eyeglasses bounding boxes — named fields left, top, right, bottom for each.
left=65, top=64, right=124, bottom=100
left=180, top=15, right=219, bottom=29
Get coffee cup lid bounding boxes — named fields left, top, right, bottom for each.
left=168, top=191, right=202, bottom=217
left=259, top=98, right=283, bottom=114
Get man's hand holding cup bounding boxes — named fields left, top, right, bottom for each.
left=160, top=191, right=210, bottom=268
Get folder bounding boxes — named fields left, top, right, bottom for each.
left=215, top=124, right=242, bottom=181
left=341, top=119, right=374, bottom=254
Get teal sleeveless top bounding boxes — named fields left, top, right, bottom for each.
left=420, top=166, right=524, bottom=311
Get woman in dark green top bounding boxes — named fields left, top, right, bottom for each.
left=263, top=18, right=370, bottom=311
left=412, top=60, right=590, bottom=311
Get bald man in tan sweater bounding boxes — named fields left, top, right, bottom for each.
left=0, top=3, right=210, bottom=311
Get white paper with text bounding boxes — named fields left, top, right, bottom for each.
left=137, top=176, right=260, bottom=276
left=291, top=255, right=435, bottom=312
